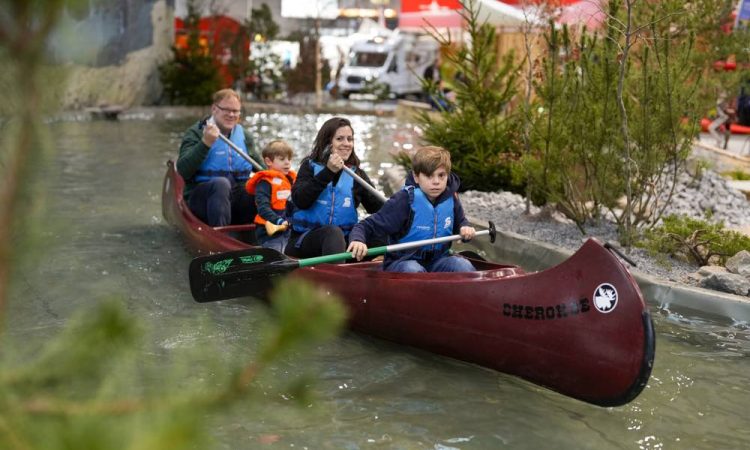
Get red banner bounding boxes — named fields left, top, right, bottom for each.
left=401, top=0, right=462, bottom=14
left=500, top=0, right=581, bottom=5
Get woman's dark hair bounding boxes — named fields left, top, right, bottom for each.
left=309, top=117, right=360, bottom=166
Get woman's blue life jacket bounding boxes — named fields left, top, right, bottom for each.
left=392, top=185, right=454, bottom=262
left=289, top=160, right=359, bottom=236
left=194, top=124, right=255, bottom=183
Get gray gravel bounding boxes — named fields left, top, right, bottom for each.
left=459, top=179, right=749, bottom=286
left=382, top=165, right=750, bottom=286
left=460, top=192, right=692, bottom=283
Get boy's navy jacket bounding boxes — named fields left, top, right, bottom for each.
left=349, top=171, right=470, bottom=253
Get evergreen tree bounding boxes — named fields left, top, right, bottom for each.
left=414, top=0, right=524, bottom=193
left=526, top=0, right=748, bottom=242
left=285, top=30, right=331, bottom=96
left=158, top=0, right=222, bottom=105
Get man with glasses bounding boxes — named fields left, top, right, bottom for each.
left=177, top=89, right=265, bottom=226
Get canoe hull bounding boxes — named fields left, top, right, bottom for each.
left=292, top=239, right=652, bottom=407
left=161, top=161, right=255, bottom=253
left=163, top=161, right=654, bottom=406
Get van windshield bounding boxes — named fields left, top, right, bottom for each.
left=350, top=51, right=388, bottom=68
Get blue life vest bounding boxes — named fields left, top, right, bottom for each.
left=394, top=186, right=454, bottom=261
left=195, top=125, right=254, bottom=183
left=290, top=161, right=359, bottom=235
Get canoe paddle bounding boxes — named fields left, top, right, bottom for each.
left=207, top=116, right=264, bottom=171
left=321, top=144, right=388, bottom=203
left=189, top=221, right=496, bottom=303
left=332, top=152, right=495, bottom=232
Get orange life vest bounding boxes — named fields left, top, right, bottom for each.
left=245, top=169, right=297, bottom=225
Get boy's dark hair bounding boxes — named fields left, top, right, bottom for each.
left=412, top=146, right=451, bottom=175
left=309, top=116, right=361, bottom=167
left=262, top=140, right=294, bottom=160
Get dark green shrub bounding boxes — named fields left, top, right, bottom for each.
left=413, top=1, right=523, bottom=193
left=638, top=214, right=750, bottom=266
left=723, top=170, right=750, bottom=181
left=158, top=1, right=222, bottom=105
left=360, top=78, right=391, bottom=100
left=285, top=31, right=330, bottom=95
left=243, top=4, right=284, bottom=100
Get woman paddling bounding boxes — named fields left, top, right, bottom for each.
left=285, top=117, right=385, bottom=258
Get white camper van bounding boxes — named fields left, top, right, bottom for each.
left=337, top=31, right=439, bottom=99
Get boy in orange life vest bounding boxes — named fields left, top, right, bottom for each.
left=245, top=140, right=297, bottom=251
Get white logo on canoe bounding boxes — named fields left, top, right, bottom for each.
left=593, top=283, right=618, bottom=313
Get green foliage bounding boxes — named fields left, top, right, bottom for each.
left=722, top=169, right=750, bottom=180
left=0, top=279, right=346, bottom=449
left=158, top=1, right=222, bottom=105
left=285, top=31, right=330, bottom=95
left=242, top=3, right=284, bottom=100
left=5, top=299, right=140, bottom=391
left=247, top=3, right=280, bottom=41
left=638, top=214, right=750, bottom=266
left=527, top=0, right=705, bottom=239
left=684, top=0, right=750, bottom=116
left=360, top=78, right=391, bottom=100
left=257, top=279, right=347, bottom=364
left=413, top=1, right=523, bottom=193
left=0, top=0, right=73, bottom=313
left=1, top=2, right=347, bottom=447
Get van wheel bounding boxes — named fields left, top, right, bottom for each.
left=341, top=92, right=351, bottom=99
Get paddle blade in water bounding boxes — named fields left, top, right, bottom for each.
left=189, top=248, right=297, bottom=302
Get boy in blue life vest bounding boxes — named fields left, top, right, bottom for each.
left=245, top=140, right=297, bottom=252
left=347, top=146, right=476, bottom=272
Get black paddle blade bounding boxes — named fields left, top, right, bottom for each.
left=189, top=248, right=298, bottom=303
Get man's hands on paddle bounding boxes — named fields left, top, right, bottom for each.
left=347, top=240, right=368, bottom=261
left=202, top=121, right=219, bottom=147
left=460, top=226, right=476, bottom=241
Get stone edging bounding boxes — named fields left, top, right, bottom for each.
left=459, top=223, right=750, bottom=323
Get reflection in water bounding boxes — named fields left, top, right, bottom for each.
left=6, top=117, right=750, bottom=449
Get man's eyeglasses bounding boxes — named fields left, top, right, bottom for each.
left=215, top=104, right=242, bottom=115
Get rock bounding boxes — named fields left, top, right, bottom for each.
left=697, top=265, right=728, bottom=277
left=699, top=272, right=750, bottom=296
left=725, top=250, right=750, bottom=277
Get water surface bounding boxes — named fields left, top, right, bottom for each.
left=6, top=116, right=750, bottom=449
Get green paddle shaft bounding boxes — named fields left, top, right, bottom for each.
left=297, top=229, right=492, bottom=268
left=189, top=223, right=496, bottom=302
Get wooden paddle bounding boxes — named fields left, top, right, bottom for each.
left=189, top=221, right=496, bottom=302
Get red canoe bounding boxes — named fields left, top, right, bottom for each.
left=162, top=161, right=655, bottom=407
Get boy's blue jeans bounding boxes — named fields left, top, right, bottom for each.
left=260, top=230, right=289, bottom=253
left=386, top=255, right=475, bottom=273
